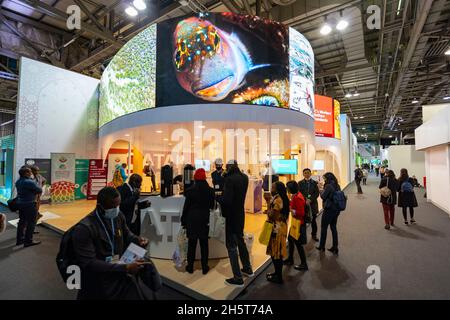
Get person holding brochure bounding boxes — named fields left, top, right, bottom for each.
left=72, top=187, right=152, bottom=300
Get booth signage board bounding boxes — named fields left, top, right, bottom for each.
left=24, top=158, right=51, bottom=204
left=75, top=159, right=89, bottom=200
left=334, top=99, right=341, bottom=140
left=314, top=95, right=334, bottom=138
left=87, top=159, right=107, bottom=200
left=50, top=153, right=76, bottom=203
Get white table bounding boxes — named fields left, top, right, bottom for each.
left=140, top=195, right=229, bottom=259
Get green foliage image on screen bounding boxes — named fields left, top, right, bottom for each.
left=99, top=24, right=157, bottom=127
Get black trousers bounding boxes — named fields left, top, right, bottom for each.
left=187, top=237, right=209, bottom=270
left=319, top=210, right=339, bottom=250
left=355, top=179, right=363, bottom=193
left=311, top=213, right=318, bottom=236
left=402, top=207, right=414, bottom=220
left=16, top=202, right=38, bottom=244
left=225, top=231, right=252, bottom=279
left=287, top=235, right=307, bottom=266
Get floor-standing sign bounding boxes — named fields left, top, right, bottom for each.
left=50, top=153, right=76, bottom=203
left=87, top=159, right=107, bottom=200
left=24, top=158, right=51, bottom=204
left=75, top=159, right=89, bottom=200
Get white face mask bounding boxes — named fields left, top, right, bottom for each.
left=104, top=206, right=120, bottom=219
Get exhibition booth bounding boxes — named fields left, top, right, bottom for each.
left=13, top=13, right=319, bottom=299
left=415, top=103, right=450, bottom=216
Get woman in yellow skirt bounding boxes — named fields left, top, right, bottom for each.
left=265, top=181, right=290, bottom=284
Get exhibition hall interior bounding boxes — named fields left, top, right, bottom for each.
left=0, top=0, right=450, bottom=301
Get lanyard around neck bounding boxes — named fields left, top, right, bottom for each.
left=95, top=211, right=115, bottom=256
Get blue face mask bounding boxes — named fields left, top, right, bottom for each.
left=104, top=206, right=120, bottom=219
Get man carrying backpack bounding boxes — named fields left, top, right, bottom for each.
left=354, top=166, right=363, bottom=194
left=68, top=187, right=152, bottom=299
left=397, top=168, right=418, bottom=225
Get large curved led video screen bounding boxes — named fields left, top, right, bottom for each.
left=99, top=24, right=157, bottom=127
left=98, top=13, right=314, bottom=127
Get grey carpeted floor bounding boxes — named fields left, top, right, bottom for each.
left=1, top=174, right=449, bottom=300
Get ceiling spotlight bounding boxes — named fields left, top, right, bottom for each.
left=320, top=23, right=332, bottom=35
left=389, top=135, right=393, bottom=138
left=284, top=128, right=291, bottom=132
left=345, top=92, right=352, bottom=98
left=445, top=48, right=450, bottom=56
left=125, top=6, right=138, bottom=16
left=354, top=116, right=359, bottom=119
left=336, top=19, right=348, bottom=31
left=412, top=98, right=419, bottom=104
left=156, top=130, right=163, bottom=133
left=163, top=138, right=169, bottom=141
left=359, top=116, right=365, bottom=119
left=133, top=0, right=147, bottom=10
left=443, top=95, right=450, bottom=100
left=353, top=91, right=360, bottom=97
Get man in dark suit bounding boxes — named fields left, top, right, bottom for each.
left=218, top=160, right=253, bottom=287
left=211, top=158, right=225, bottom=192
left=117, top=174, right=151, bottom=235
left=298, top=168, right=320, bottom=242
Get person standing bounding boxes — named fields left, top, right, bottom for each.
left=265, top=181, right=289, bottom=283
left=354, top=166, right=363, bottom=194
left=317, top=172, right=341, bottom=255
left=211, top=158, right=225, bottom=192
left=117, top=174, right=151, bottom=235
left=143, top=161, right=157, bottom=192
left=362, top=167, right=369, bottom=185
left=262, top=161, right=279, bottom=192
left=379, top=170, right=398, bottom=230
left=72, top=187, right=151, bottom=300
left=397, top=168, right=418, bottom=225
left=181, top=168, right=215, bottom=275
left=284, top=181, right=308, bottom=271
left=375, top=165, right=380, bottom=177
left=380, top=166, right=386, bottom=179
left=298, top=168, right=320, bottom=241
left=218, top=160, right=253, bottom=287
left=30, top=165, right=46, bottom=223
left=15, top=166, right=42, bottom=247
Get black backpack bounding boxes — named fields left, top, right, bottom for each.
left=56, top=220, right=93, bottom=283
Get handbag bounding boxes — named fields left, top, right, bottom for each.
left=258, top=221, right=273, bottom=246
left=7, top=197, right=19, bottom=212
left=140, top=257, right=162, bottom=292
left=289, top=217, right=301, bottom=240
left=379, top=178, right=392, bottom=198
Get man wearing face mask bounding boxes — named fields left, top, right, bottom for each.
left=211, top=158, right=225, bottom=192
left=72, top=187, right=151, bottom=299
left=117, top=174, right=151, bottom=235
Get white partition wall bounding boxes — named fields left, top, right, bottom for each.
left=416, top=104, right=450, bottom=215
left=15, top=58, right=100, bottom=177
left=387, top=145, right=426, bottom=182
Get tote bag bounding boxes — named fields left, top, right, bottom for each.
left=289, top=217, right=301, bottom=240
left=258, top=221, right=273, bottom=246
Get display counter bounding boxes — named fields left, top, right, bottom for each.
left=140, top=195, right=229, bottom=259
